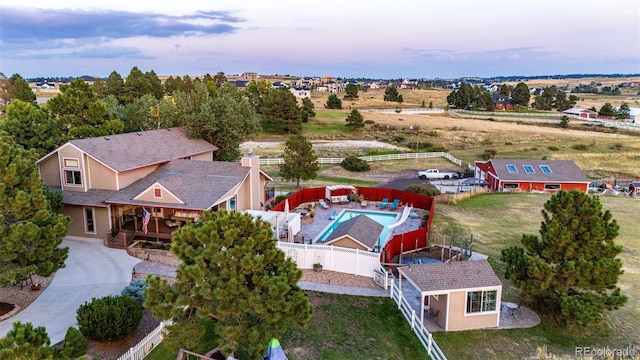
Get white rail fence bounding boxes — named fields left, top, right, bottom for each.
left=260, top=152, right=463, bottom=166
left=116, top=321, right=167, bottom=360
left=367, top=108, right=446, bottom=114
left=390, top=281, right=447, bottom=360
left=277, top=242, right=381, bottom=278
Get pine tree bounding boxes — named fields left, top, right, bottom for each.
left=9, top=74, right=36, bottom=104
left=0, top=133, right=70, bottom=286
left=325, top=94, right=342, bottom=109
left=279, top=134, right=319, bottom=187
left=145, top=211, right=312, bottom=359
left=502, top=190, right=627, bottom=326
left=0, top=322, right=54, bottom=359
left=345, top=109, right=365, bottom=129
left=260, top=88, right=302, bottom=134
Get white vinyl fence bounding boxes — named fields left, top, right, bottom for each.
left=260, top=152, right=463, bottom=167
left=277, top=242, right=381, bottom=278
left=390, top=281, right=447, bottom=360
left=116, top=321, right=167, bottom=360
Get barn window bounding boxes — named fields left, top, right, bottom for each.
left=523, top=165, right=535, bottom=173
left=539, top=165, right=552, bottom=174
left=544, top=184, right=561, bottom=190
left=503, top=183, right=519, bottom=189
left=506, top=164, right=518, bottom=173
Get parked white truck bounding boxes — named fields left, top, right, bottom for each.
left=418, top=169, right=461, bottom=180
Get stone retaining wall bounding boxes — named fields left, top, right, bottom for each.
left=126, top=241, right=180, bottom=267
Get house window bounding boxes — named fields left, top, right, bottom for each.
left=154, top=188, right=162, bottom=198
left=152, top=208, right=163, bottom=218
left=506, top=164, right=518, bottom=173
left=64, top=158, right=79, bottom=167
left=539, top=165, right=552, bottom=174
left=503, top=183, right=519, bottom=189
left=229, top=199, right=236, bottom=211
left=85, top=207, right=95, bottom=234
left=65, top=170, right=82, bottom=186
left=544, top=184, right=561, bottom=190
left=466, top=290, right=497, bottom=314
left=523, top=165, right=535, bottom=174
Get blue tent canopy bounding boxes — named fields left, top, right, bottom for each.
left=262, top=338, right=287, bottom=360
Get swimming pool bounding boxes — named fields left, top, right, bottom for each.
left=315, top=209, right=399, bottom=247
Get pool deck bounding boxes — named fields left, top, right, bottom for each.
left=292, top=200, right=423, bottom=245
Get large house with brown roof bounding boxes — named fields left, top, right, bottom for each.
left=36, top=128, right=273, bottom=244
left=474, top=159, right=589, bottom=193
left=399, top=260, right=502, bottom=331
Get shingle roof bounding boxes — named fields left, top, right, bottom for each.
left=67, top=127, right=218, bottom=172
left=486, top=159, right=589, bottom=182
left=59, top=188, right=114, bottom=207
left=323, top=214, right=384, bottom=250
left=400, top=260, right=502, bottom=293
left=491, top=93, right=512, bottom=105
left=105, top=159, right=249, bottom=210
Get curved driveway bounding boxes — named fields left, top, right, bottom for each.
left=0, top=236, right=142, bottom=344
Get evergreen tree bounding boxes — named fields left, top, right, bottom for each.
left=105, top=71, right=126, bottom=103
left=344, top=83, right=359, bottom=100
left=615, top=103, right=631, bottom=120
left=325, top=94, right=343, bottom=109
left=260, top=88, right=302, bottom=134
left=499, top=84, right=511, bottom=96
left=345, top=109, right=365, bottom=129
left=145, top=211, right=312, bottom=359
left=144, top=70, right=164, bottom=100
left=383, top=86, right=403, bottom=103
left=511, top=82, right=531, bottom=108
left=598, top=102, right=615, bottom=116
left=123, top=66, right=151, bottom=103
left=1, top=100, right=61, bottom=156
left=92, top=77, right=108, bottom=98
left=279, top=134, right=319, bottom=187
left=213, top=71, right=228, bottom=88
left=0, top=322, right=54, bottom=359
left=502, top=190, right=627, bottom=326
left=300, top=97, right=316, bottom=121
left=9, top=74, right=36, bottom=104
left=0, top=133, right=69, bottom=286
left=0, top=72, right=14, bottom=106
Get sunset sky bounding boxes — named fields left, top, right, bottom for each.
left=1, top=0, right=639, bottom=79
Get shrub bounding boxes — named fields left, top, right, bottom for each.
left=504, top=141, right=513, bottom=146
left=571, top=144, right=589, bottom=151
left=611, top=143, right=623, bottom=151
left=121, top=279, right=148, bottom=307
left=405, top=183, right=441, bottom=196
left=481, top=149, right=498, bottom=160
left=274, top=194, right=288, bottom=205
left=548, top=146, right=560, bottom=151
left=341, top=156, right=370, bottom=172
left=62, top=327, right=87, bottom=358
left=76, top=295, right=143, bottom=341
left=364, top=119, right=375, bottom=124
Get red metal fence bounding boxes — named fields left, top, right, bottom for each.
left=271, top=187, right=434, bottom=264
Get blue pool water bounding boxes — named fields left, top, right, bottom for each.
left=316, top=209, right=399, bottom=246
left=401, top=257, right=441, bottom=265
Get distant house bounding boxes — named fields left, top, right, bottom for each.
left=474, top=159, right=589, bottom=193
left=317, top=214, right=384, bottom=251
left=491, top=93, right=514, bottom=111
left=400, top=79, right=418, bottom=89
left=241, top=72, right=258, bottom=80
left=272, top=81, right=288, bottom=89
left=399, top=260, right=502, bottom=331
left=36, top=128, right=273, bottom=243
left=230, top=80, right=249, bottom=88
left=562, top=108, right=597, bottom=119
left=289, top=87, right=311, bottom=99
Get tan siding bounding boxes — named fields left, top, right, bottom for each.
left=136, top=186, right=184, bottom=204
left=39, top=153, right=61, bottom=187
left=191, top=151, right=213, bottom=161
left=61, top=205, right=110, bottom=239
left=236, top=179, right=251, bottom=210
left=429, top=294, right=447, bottom=329
left=59, top=146, right=85, bottom=192
left=447, top=290, right=499, bottom=331
left=87, top=157, right=117, bottom=190
left=327, top=236, right=367, bottom=250
left=118, top=165, right=158, bottom=189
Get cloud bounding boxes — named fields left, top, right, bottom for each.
left=401, top=46, right=550, bottom=62
left=0, top=6, right=243, bottom=43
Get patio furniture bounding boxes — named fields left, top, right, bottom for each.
left=388, top=199, right=400, bottom=210
left=378, top=198, right=389, bottom=208
left=318, top=199, right=329, bottom=209
left=360, top=200, right=368, bottom=207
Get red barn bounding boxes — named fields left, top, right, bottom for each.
left=474, top=159, right=589, bottom=193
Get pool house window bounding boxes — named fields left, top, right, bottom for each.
left=466, top=290, right=497, bottom=314
left=522, top=165, right=535, bottom=174
left=539, top=165, right=552, bottom=174
left=506, top=164, right=518, bottom=173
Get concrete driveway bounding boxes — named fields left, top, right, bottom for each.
left=0, top=236, right=142, bottom=344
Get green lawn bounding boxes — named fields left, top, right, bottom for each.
left=145, top=292, right=430, bottom=360
left=432, top=193, right=640, bottom=359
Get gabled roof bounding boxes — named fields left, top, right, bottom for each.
left=105, top=159, right=249, bottom=210
left=482, top=159, right=589, bottom=182
left=400, top=260, right=501, bottom=293
left=563, top=108, right=597, bottom=116
left=41, top=127, right=218, bottom=172
left=323, top=214, right=383, bottom=250
left=491, top=93, right=512, bottom=105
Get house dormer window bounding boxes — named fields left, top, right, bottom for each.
left=64, top=158, right=79, bottom=167
left=154, top=188, right=162, bottom=198
left=506, top=164, right=518, bottom=173
left=65, top=170, right=82, bottom=186
left=539, top=165, right=552, bottom=174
